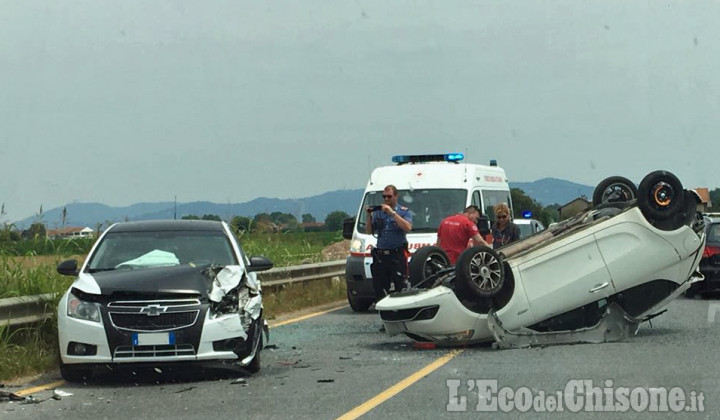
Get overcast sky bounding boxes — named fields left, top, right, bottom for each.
left=1, top=0, right=718, bottom=222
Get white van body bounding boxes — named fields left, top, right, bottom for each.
left=344, top=154, right=513, bottom=311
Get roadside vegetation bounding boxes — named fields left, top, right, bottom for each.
left=0, top=231, right=349, bottom=382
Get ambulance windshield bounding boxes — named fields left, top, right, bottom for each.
left=357, top=189, right=466, bottom=232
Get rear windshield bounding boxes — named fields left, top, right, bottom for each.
left=357, top=189, right=466, bottom=233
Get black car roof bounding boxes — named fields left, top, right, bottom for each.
left=107, top=219, right=226, bottom=233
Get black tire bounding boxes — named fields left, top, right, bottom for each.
left=347, top=289, right=372, bottom=312
left=638, top=170, right=684, bottom=222
left=246, top=332, right=262, bottom=373
left=408, top=246, right=450, bottom=287
left=60, top=363, right=92, bottom=382
left=455, top=246, right=505, bottom=298
left=593, top=176, right=638, bottom=206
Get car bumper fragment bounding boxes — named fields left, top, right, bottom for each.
left=488, top=302, right=640, bottom=349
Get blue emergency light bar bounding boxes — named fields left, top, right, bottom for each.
left=522, top=210, right=533, bottom=219
left=391, top=153, right=465, bottom=164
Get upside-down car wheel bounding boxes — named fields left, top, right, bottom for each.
left=638, top=170, right=684, bottom=224
left=592, top=176, right=638, bottom=207
left=455, top=246, right=505, bottom=298
left=408, top=246, right=450, bottom=287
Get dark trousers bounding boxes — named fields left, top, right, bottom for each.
left=370, top=248, right=408, bottom=302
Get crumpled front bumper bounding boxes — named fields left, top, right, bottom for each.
left=375, top=286, right=493, bottom=345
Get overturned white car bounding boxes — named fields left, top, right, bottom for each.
left=376, top=171, right=706, bottom=348
left=56, top=220, right=273, bottom=381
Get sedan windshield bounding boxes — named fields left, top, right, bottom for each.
left=86, top=230, right=237, bottom=271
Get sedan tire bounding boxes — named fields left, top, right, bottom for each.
left=455, top=246, right=505, bottom=298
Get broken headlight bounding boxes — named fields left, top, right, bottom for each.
left=67, top=291, right=101, bottom=322
left=210, top=286, right=242, bottom=316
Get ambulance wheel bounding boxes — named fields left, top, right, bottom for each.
left=408, top=246, right=450, bottom=287
left=347, top=290, right=372, bottom=312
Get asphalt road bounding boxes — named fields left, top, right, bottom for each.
left=3, top=297, right=719, bottom=419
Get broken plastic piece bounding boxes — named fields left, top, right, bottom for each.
left=243, top=295, right=262, bottom=320
left=0, top=390, right=25, bottom=401
left=52, top=390, right=73, bottom=400
left=209, top=265, right=243, bottom=302
left=413, top=342, right=436, bottom=349
left=488, top=302, right=640, bottom=349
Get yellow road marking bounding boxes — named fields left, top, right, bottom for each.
left=269, top=303, right=348, bottom=328
left=15, top=303, right=348, bottom=395
left=14, top=380, right=67, bottom=396
left=336, top=348, right=464, bottom=420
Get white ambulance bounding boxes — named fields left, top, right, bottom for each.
left=342, top=153, right=513, bottom=311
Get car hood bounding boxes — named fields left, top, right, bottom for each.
left=82, top=265, right=212, bottom=297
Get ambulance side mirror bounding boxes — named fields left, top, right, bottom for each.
left=342, top=217, right=355, bottom=239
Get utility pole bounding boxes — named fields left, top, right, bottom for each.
left=174, top=196, right=177, bottom=220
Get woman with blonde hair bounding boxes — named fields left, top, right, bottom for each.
left=491, top=202, right=520, bottom=249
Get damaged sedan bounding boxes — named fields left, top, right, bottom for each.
left=56, top=220, right=273, bottom=381
left=376, top=170, right=707, bottom=348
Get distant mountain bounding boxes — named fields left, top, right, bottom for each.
left=14, top=190, right=365, bottom=230
left=14, top=179, right=593, bottom=229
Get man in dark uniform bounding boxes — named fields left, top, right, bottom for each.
left=365, top=185, right=413, bottom=303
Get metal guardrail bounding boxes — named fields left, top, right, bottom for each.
left=0, top=260, right=346, bottom=328
left=0, top=293, right=57, bottom=328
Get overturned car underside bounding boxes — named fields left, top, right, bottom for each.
left=376, top=170, right=707, bottom=348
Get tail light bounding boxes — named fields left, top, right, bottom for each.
left=703, top=246, right=720, bottom=258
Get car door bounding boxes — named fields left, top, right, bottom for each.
left=511, top=231, right=616, bottom=324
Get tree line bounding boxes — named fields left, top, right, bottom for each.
left=2, top=186, right=719, bottom=243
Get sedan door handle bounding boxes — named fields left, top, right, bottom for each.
left=589, top=282, right=610, bottom=293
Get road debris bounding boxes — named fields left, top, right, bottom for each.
left=53, top=390, right=73, bottom=400
left=0, top=390, right=25, bottom=402
left=317, top=379, right=335, bottom=383
left=230, top=378, right=248, bottom=386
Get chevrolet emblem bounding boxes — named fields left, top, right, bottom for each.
left=140, top=305, right=168, bottom=316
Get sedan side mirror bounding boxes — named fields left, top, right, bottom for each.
left=57, top=259, right=79, bottom=276
left=248, top=255, right=274, bottom=272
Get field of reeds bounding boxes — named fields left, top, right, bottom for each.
left=0, top=231, right=348, bottom=382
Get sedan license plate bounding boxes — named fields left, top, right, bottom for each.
left=132, top=332, right=175, bottom=346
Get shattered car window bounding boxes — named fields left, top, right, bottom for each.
left=87, top=230, right=237, bottom=271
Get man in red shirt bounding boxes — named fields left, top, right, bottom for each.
left=436, top=205, right=490, bottom=264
